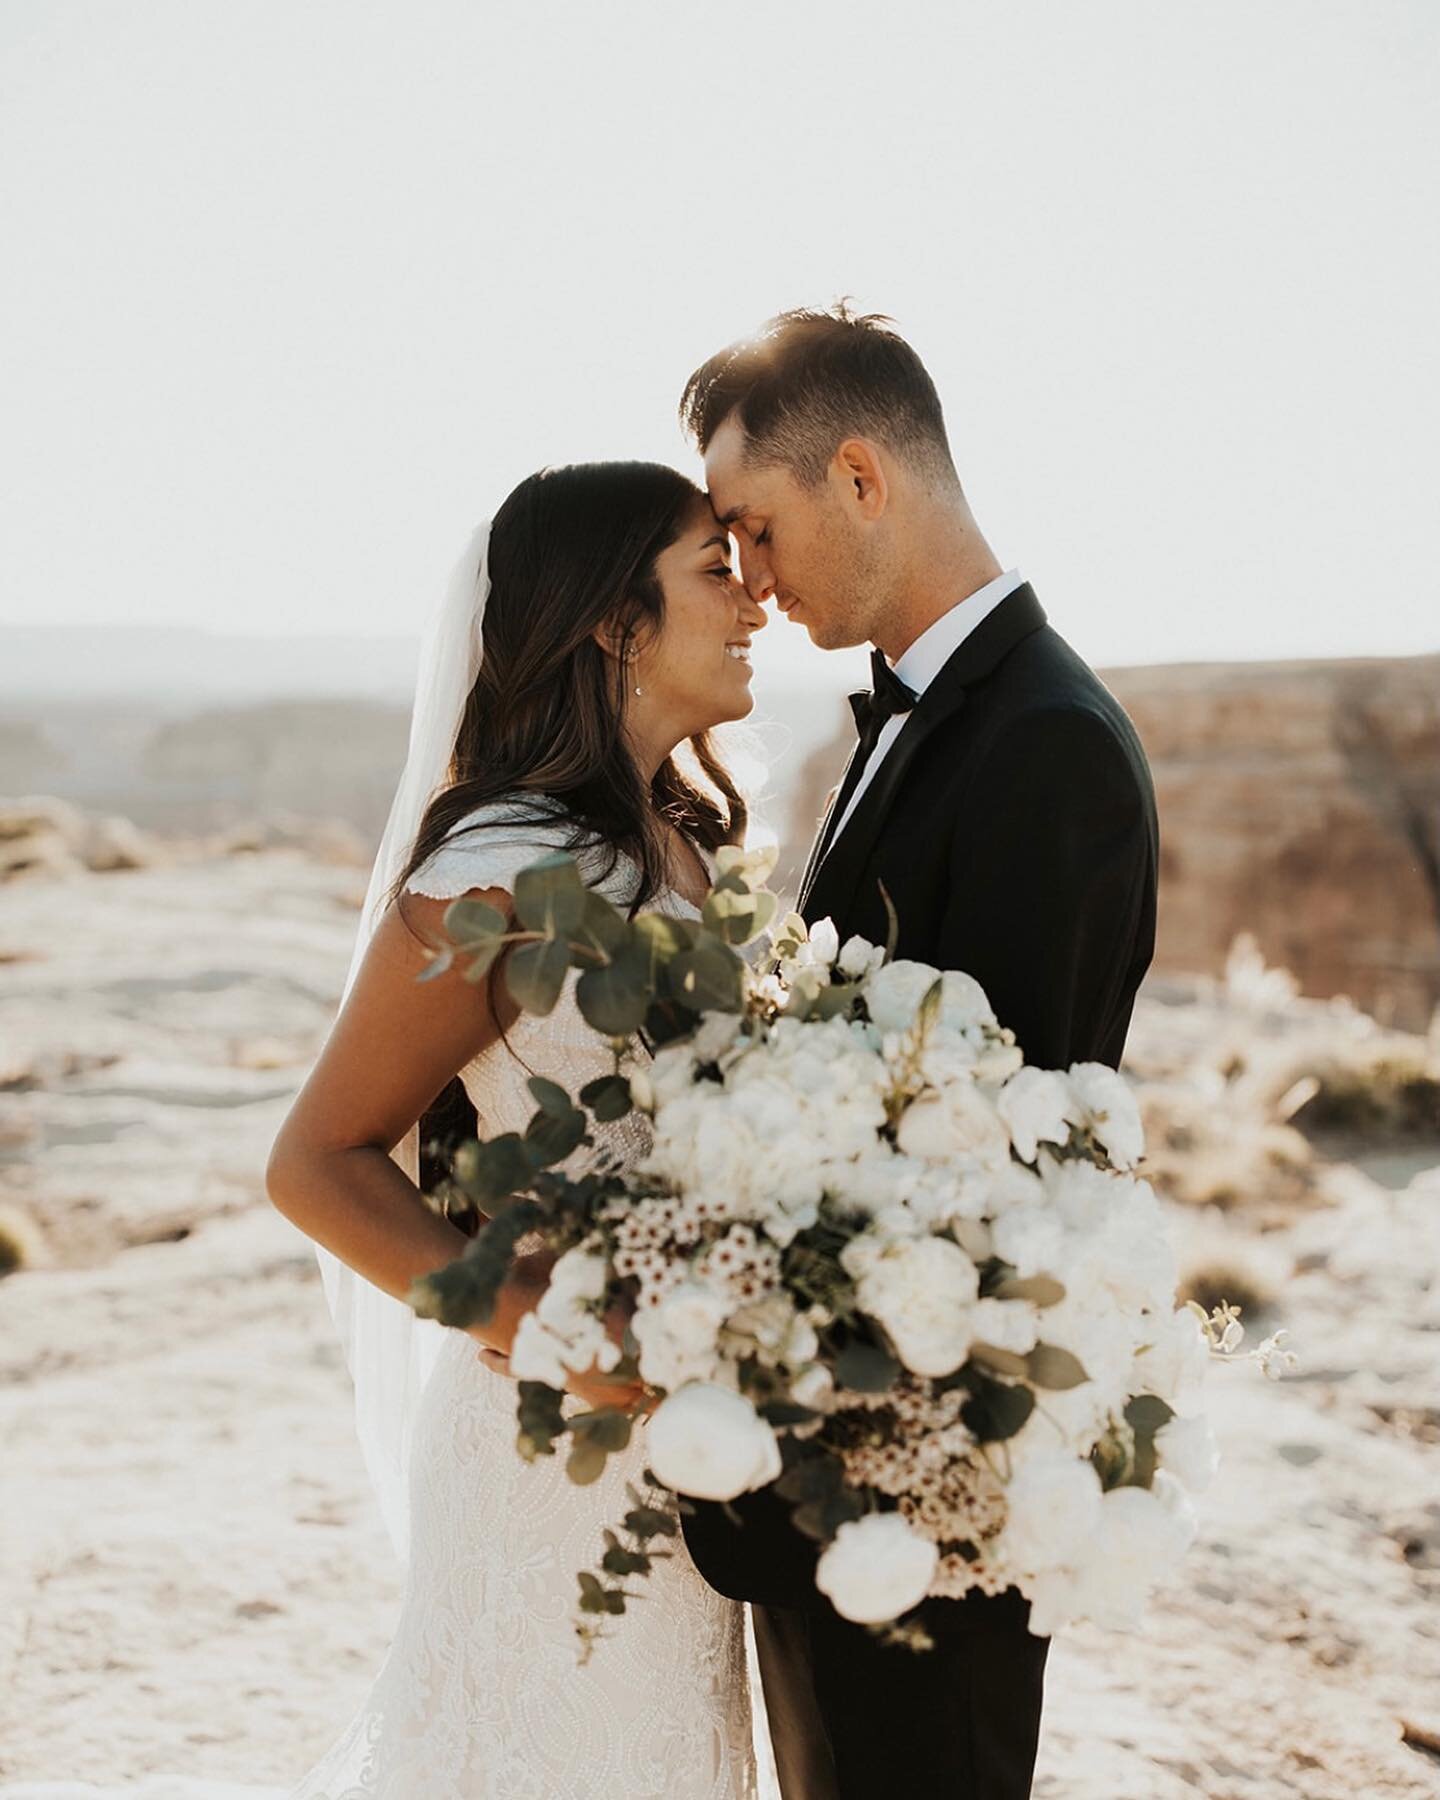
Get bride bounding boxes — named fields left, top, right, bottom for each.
left=265, top=461, right=769, bottom=1798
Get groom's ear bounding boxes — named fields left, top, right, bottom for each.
left=833, top=437, right=889, bottom=520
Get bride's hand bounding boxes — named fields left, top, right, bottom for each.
left=475, top=1295, right=657, bottom=1418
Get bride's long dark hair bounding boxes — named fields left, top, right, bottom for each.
left=390, top=460, right=749, bottom=1188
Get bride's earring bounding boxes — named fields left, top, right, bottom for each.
left=627, top=649, right=643, bottom=698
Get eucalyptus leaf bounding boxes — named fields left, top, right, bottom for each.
left=834, top=1339, right=902, bottom=1393
left=632, top=913, right=694, bottom=965
left=602, top=1545, right=651, bottom=1576
left=580, top=1074, right=633, bottom=1123
left=513, top=853, right=587, bottom=937
left=524, top=1105, right=588, bottom=1167
left=459, top=1133, right=534, bottom=1209
left=572, top=1408, right=633, bottom=1453
left=576, top=947, right=654, bottom=1037
left=1025, top=1344, right=1090, bottom=1391
left=527, top=1076, right=574, bottom=1116
left=505, top=937, right=571, bottom=1015
left=757, top=1399, right=822, bottom=1428
left=960, top=1372, right=1036, bottom=1442
left=877, top=880, right=900, bottom=963
left=577, top=889, right=630, bottom=957
left=968, top=1340, right=1032, bottom=1380
left=991, top=1273, right=1068, bottom=1307
left=408, top=1198, right=543, bottom=1329
left=443, top=897, right=508, bottom=943
left=1124, top=1393, right=1176, bottom=1433
left=459, top=937, right=507, bottom=983
left=667, top=937, right=745, bottom=1013
left=516, top=1380, right=568, bottom=1460
left=623, top=1505, right=678, bottom=1539
left=416, top=948, right=455, bottom=984
left=566, top=1438, right=610, bottom=1485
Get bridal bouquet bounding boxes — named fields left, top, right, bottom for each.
left=410, top=845, right=1289, bottom=1653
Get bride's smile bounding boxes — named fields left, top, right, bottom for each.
left=618, top=498, right=768, bottom=770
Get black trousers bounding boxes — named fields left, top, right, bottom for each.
left=752, top=1598, right=1051, bottom=1799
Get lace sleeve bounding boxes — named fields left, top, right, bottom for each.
left=402, top=797, right=633, bottom=904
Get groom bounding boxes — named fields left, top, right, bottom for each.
left=675, top=306, right=1159, bottom=1798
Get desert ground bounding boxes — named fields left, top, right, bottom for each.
left=1, top=815, right=1438, bottom=1799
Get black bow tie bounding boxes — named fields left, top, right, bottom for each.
left=847, top=648, right=918, bottom=762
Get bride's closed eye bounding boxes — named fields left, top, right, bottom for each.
left=708, top=563, right=735, bottom=583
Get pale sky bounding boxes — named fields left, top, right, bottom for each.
left=1, top=0, right=1436, bottom=691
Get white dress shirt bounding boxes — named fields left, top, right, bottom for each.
left=825, top=567, right=1028, bottom=851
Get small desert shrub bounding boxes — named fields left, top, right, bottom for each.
left=0, top=1204, right=42, bottom=1275
left=1178, top=1257, right=1277, bottom=1326
left=1291, top=1049, right=1440, bottom=1138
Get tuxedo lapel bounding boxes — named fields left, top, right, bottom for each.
left=799, top=584, right=1049, bottom=922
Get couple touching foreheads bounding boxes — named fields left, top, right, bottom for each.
left=269, top=303, right=1158, bottom=1799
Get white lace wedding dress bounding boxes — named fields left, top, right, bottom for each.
left=282, top=803, right=761, bottom=1799
left=0, top=804, right=768, bottom=1800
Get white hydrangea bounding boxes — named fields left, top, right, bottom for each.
left=971, top=1295, right=1041, bottom=1355
left=862, top=959, right=945, bottom=1033
left=997, top=1066, right=1080, bottom=1162
left=1000, top=1451, right=1103, bottom=1575
left=630, top=1280, right=730, bottom=1391
left=720, top=1290, right=819, bottom=1370
left=990, top=1206, right=1067, bottom=1280
left=1066, top=1062, right=1145, bottom=1169
left=507, top=1243, right=616, bottom=1387
left=842, top=1232, right=980, bottom=1377
left=895, top=1082, right=1011, bottom=1168
left=1130, top=1306, right=1212, bottom=1418
left=838, top=934, right=886, bottom=981
left=1154, top=1412, right=1221, bottom=1494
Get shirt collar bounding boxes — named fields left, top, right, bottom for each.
left=891, top=568, right=1026, bottom=697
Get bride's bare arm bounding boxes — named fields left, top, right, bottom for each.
left=265, top=887, right=547, bottom=1355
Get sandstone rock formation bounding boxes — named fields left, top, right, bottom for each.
left=1105, top=656, right=1440, bottom=1032
left=784, top=655, right=1440, bottom=1032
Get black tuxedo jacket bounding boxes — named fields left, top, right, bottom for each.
left=678, top=582, right=1160, bottom=1618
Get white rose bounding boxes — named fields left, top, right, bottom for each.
left=842, top=1233, right=980, bottom=1378
left=996, top=1067, right=1079, bottom=1163
left=863, top=959, right=944, bottom=1032
left=838, top=934, right=886, bottom=980
left=815, top=1512, right=939, bottom=1623
left=645, top=1382, right=782, bottom=1501
left=632, top=1282, right=730, bottom=1392
left=1001, top=1452, right=1103, bottom=1575
left=896, top=1084, right=1011, bottom=1167
left=1067, top=1062, right=1145, bottom=1169
left=1154, top=1412, right=1220, bottom=1494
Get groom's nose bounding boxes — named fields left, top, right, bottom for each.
left=737, top=537, right=775, bottom=605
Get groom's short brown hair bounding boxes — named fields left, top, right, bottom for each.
left=679, top=301, right=959, bottom=490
